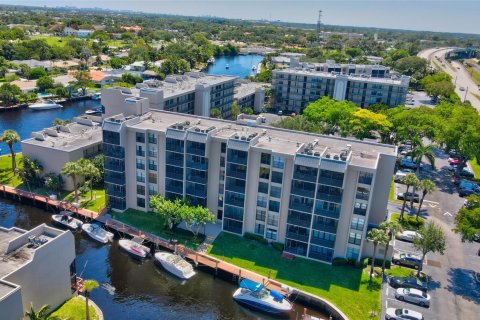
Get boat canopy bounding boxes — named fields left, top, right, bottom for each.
left=240, top=279, right=264, bottom=292
left=270, top=289, right=284, bottom=302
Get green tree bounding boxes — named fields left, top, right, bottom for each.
left=379, top=220, right=403, bottom=275
left=18, top=63, right=32, bottom=79
left=0, top=129, right=20, bottom=172
left=73, top=70, right=93, bottom=96
left=399, top=173, right=420, bottom=220
left=454, top=195, right=480, bottom=243
left=121, top=73, right=143, bottom=85
left=91, top=154, right=104, bottom=186
left=51, top=118, right=72, bottom=127
left=412, top=222, right=446, bottom=276
left=36, top=76, right=55, bottom=92
left=83, top=279, right=99, bottom=320
left=243, top=107, right=254, bottom=115
left=416, top=179, right=436, bottom=220
left=210, top=108, right=221, bottom=119
left=16, top=156, right=43, bottom=191
left=0, top=82, right=22, bottom=106
left=25, top=304, right=59, bottom=320
left=78, top=158, right=100, bottom=200
left=150, top=195, right=184, bottom=229
left=61, top=160, right=85, bottom=200
left=345, top=47, right=363, bottom=59
left=350, top=108, right=392, bottom=140
left=30, top=67, right=47, bottom=79
left=44, top=172, right=64, bottom=193
left=109, top=57, right=125, bottom=69
left=367, top=228, right=389, bottom=282
left=182, top=206, right=215, bottom=237
left=231, top=101, right=241, bottom=119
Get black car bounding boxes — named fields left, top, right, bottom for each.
left=389, top=276, right=428, bottom=292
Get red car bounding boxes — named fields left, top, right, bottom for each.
left=448, top=158, right=467, bottom=167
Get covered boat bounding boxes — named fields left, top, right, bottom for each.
left=82, top=223, right=114, bottom=244
left=233, top=279, right=292, bottom=315
left=51, top=211, right=83, bottom=230
left=118, top=237, right=150, bottom=259
left=154, top=251, right=196, bottom=280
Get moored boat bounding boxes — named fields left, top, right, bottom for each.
left=82, top=223, right=114, bottom=244
left=85, top=107, right=102, bottom=115
left=226, top=63, right=230, bottom=69
left=233, top=279, right=292, bottom=315
left=91, top=93, right=101, bottom=100
left=51, top=211, right=83, bottom=230
left=119, top=237, right=150, bottom=259
left=29, top=99, right=62, bottom=110
left=154, top=251, right=196, bottom=279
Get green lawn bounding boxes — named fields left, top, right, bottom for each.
left=207, top=232, right=382, bottom=320
left=110, top=209, right=205, bottom=249
left=51, top=296, right=99, bottom=320
left=385, top=266, right=414, bottom=278
left=0, top=154, right=23, bottom=187
left=469, top=158, right=480, bottom=178
left=390, top=213, right=425, bottom=230
left=467, top=67, right=480, bottom=86
left=389, top=176, right=402, bottom=203
left=30, top=35, right=69, bottom=47
left=65, top=187, right=106, bottom=213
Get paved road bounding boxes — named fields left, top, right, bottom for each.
left=417, top=47, right=480, bottom=110
left=382, top=150, right=480, bottom=319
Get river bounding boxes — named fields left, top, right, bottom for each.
left=206, top=54, right=264, bottom=79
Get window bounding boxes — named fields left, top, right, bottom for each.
left=136, top=132, right=145, bottom=143
left=148, top=132, right=157, bottom=144
left=136, top=171, right=145, bottom=183
left=354, top=202, right=368, bottom=216
left=261, top=153, right=271, bottom=165
left=136, top=158, right=145, bottom=170
left=136, top=145, right=145, bottom=157
left=148, top=159, right=157, bottom=171
left=271, top=171, right=283, bottom=184
left=351, top=218, right=365, bottom=231
left=148, top=184, right=158, bottom=195
left=266, top=228, right=277, bottom=240
left=346, top=247, right=360, bottom=260
left=255, top=223, right=265, bottom=236
left=257, top=195, right=267, bottom=208
left=359, top=172, right=373, bottom=185
left=136, top=184, right=145, bottom=195
left=270, top=186, right=281, bottom=198
left=269, top=200, right=280, bottom=213
left=148, top=145, right=158, bottom=157
left=137, top=197, right=145, bottom=208
left=148, top=172, right=157, bottom=184
left=267, top=213, right=279, bottom=227
left=272, top=156, right=284, bottom=169
left=221, top=142, right=226, bottom=153
left=258, top=182, right=269, bottom=194
left=348, top=233, right=362, bottom=245
left=311, top=230, right=336, bottom=242
left=256, top=209, right=266, bottom=221
left=356, top=187, right=370, bottom=200
left=259, top=167, right=270, bottom=180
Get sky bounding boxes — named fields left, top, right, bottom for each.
left=1, top=1, right=479, bottom=34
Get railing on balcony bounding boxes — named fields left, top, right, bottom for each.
left=316, top=192, right=342, bottom=204
left=308, top=251, right=333, bottom=262
left=136, top=150, right=145, bottom=157
left=318, top=177, right=343, bottom=188
left=311, top=222, right=337, bottom=234
left=310, top=237, right=335, bottom=249
left=287, top=216, right=311, bottom=228
left=286, top=231, right=309, bottom=243
left=289, top=201, right=313, bottom=213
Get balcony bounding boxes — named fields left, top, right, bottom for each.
left=288, top=201, right=313, bottom=214
left=186, top=160, right=208, bottom=171
left=223, top=222, right=243, bottom=235
left=318, top=177, right=343, bottom=188
left=310, top=237, right=335, bottom=249
left=136, top=150, right=145, bottom=157
left=286, top=231, right=309, bottom=243
left=356, top=192, right=370, bottom=201
left=186, top=146, right=206, bottom=157
left=314, top=208, right=340, bottom=219
left=316, top=193, right=342, bottom=204
left=166, top=154, right=184, bottom=167
left=104, top=160, right=124, bottom=172
left=166, top=170, right=183, bottom=181
left=136, top=163, right=145, bottom=170
left=186, top=185, right=207, bottom=198
left=293, top=171, right=317, bottom=183
left=226, top=166, right=247, bottom=180
left=311, top=222, right=337, bottom=234
left=287, top=215, right=311, bottom=228
left=353, top=208, right=367, bottom=216
left=358, top=176, right=373, bottom=185
left=104, top=173, right=125, bottom=185
left=284, top=245, right=307, bottom=256
left=136, top=176, right=145, bottom=183
left=290, top=186, right=315, bottom=199
left=308, top=251, right=333, bottom=263
left=166, top=183, right=183, bottom=195
left=149, top=164, right=158, bottom=171
left=103, top=144, right=124, bottom=159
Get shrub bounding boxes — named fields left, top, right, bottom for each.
left=332, top=257, right=348, bottom=266
left=367, top=258, right=391, bottom=269
left=355, top=257, right=368, bottom=269
left=391, top=213, right=425, bottom=230
left=243, top=232, right=268, bottom=244
left=78, top=183, right=90, bottom=195
left=271, top=242, right=284, bottom=251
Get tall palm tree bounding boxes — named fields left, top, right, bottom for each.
left=379, top=220, right=403, bottom=275
left=25, top=304, right=60, bottom=320
left=399, top=173, right=420, bottom=220
left=410, top=137, right=435, bottom=207
left=367, top=228, right=389, bottom=282
left=416, top=179, right=436, bottom=220
left=61, top=160, right=85, bottom=200
left=83, top=279, right=99, bottom=320
left=78, top=158, right=100, bottom=200
left=0, top=129, right=20, bottom=173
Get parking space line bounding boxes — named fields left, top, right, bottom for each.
left=423, top=200, right=439, bottom=204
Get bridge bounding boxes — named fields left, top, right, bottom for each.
left=445, top=47, right=479, bottom=60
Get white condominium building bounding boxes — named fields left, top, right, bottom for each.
left=102, top=111, right=396, bottom=264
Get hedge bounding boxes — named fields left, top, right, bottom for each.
left=271, top=242, right=284, bottom=251
left=243, top=232, right=268, bottom=244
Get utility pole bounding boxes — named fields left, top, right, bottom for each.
left=316, top=10, right=322, bottom=38
left=464, top=86, right=468, bottom=102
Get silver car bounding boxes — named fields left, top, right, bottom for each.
left=385, top=308, right=424, bottom=320
left=395, top=288, right=431, bottom=307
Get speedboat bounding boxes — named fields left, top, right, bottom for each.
left=154, top=251, right=196, bottom=279
left=82, top=223, right=114, bottom=244
left=91, top=93, right=101, bottom=100
left=119, top=237, right=150, bottom=259
left=225, top=64, right=230, bottom=69
left=233, top=279, right=292, bottom=315
left=85, top=108, right=102, bottom=115
left=52, top=211, right=83, bottom=230
left=29, top=99, right=62, bottom=110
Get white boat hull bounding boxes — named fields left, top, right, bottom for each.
left=154, top=252, right=196, bottom=279
left=233, top=288, right=292, bottom=314
left=29, top=103, right=62, bottom=110
left=82, top=223, right=113, bottom=244
left=52, top=214, right=83, bottom=230
left=119, top=239, right=150, bottom=259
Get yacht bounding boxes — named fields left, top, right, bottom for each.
left=119, top=237, right=150, bottom=259
left=154, top=251, right=196, bottom=279
left=85, top=107, right=102, bottom=115
left=51, top=211, right=83, bottom=230
left=29, top=99, right=62, bottom=110
left=225, top=64, right=230, bottom=69
left=82, top=223, right=114, bottom=244
left=233, top=279, right=292, bottom=315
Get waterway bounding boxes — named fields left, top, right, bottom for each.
left=206, top=54, right=264, bottom=79
left=0, top=200, right=328, bottom=320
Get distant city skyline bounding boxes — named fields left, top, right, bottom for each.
left=1, top=1, right=479, bottom=34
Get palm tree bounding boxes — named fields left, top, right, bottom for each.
left=399, top=173, right=420, bottom=220
left=83, top=279, right=99, bottom=320
left=61, top=160, right=85, bottom=200
left=416, top=179, right=436, bottom=220
left=16, top=157, right=43, bottom=192
left=367, top=228, right=389, bottom=282
left=410, top=137, right=435, bottom=207
left=0, top=129, right=20, bottom=173
left=25, top=304, right=60, bottom=320
left=78, top=158, right=100, bottom=200
left=379, top=220, right=403, bottom=275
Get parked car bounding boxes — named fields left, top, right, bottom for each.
left=277, top=110, right=283, bottom=116
left=448, top=157, right=460, bottom=165
left=460, top=169, right=474, bottom=178
left=396, top=230, right=421, bottom=242
left=395, top=288, right=430, bottom=307
left=385, top=308, right=424, bottom=320
left=397, top=192, right=420, bottom=203
left=400, top=158, right=418, bottom=170
left=460, top=86, right=465, bottom=91
left=458, top=180, right=479, bottom=197
left=389, top=276, right=428, bottom=292
left=392, top=252, right=423, bottom=270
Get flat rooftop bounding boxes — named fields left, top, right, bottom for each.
left=234, top=81, right=269, bottom=99
left=273, top=68, right=407, bottom=85
left=125, top=111, right=396, bottom=168
left=22, top=118, right=102, bottom=151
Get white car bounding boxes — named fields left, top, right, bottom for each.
left=459, top=86, right=465, bottom=91
left=385, top=308, right=424, bottom=320
left=396, top=230, right=421, bottom=242
left=395, top=288, right=431, bottom=307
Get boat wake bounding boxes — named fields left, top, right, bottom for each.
left=101, top=283, right=116, bottom=295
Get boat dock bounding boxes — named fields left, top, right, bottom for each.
left=0, top=103, right=28, bottom=112
left=0, top=183, right=347, bottom=320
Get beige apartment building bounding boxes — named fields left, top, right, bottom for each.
left=0, top=224, right=76, bottom=320
left=103, top=110, right=396, bottom=264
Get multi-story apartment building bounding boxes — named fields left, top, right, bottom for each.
left=102, top=111, right=396, bottom=264
left=307, top=60, right=390, bottom=78
left=102, top=72, right=239, bottom=119
left=272, top=68, right=410, bottom=112
left=233, top=80, right=268, bottom=113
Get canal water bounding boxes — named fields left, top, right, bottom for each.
left=206, top=54, right=264, bottom=79
left=0, top=197, right=327, bottom=320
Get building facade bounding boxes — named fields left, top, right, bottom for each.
left=102, top=111, right=396, bottom=264
left=0, top=224, right=76, bottom=320
left=272, top=68, right=409, bottom=112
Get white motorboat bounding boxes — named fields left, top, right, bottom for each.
left=225, top=64, right=230, bottom=69
left=233, top=279, right=292, bottom=315
left=154, top=251, right=196, bottom=279
left=29, top=99, right=62, bottom=110
left=119, top=237, right=150, bottom=259
left=52, top=211, right=83, bottom=230
left=91, top=93, right=101, bottom=100
left=85, top=107, right=102, bottom=115
left=82, top=223, right=114, bottom=244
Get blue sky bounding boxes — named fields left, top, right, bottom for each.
left=2, top=1, right=479, bottom=34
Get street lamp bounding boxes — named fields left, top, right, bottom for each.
left=464, top=86, right=469, bottom=102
